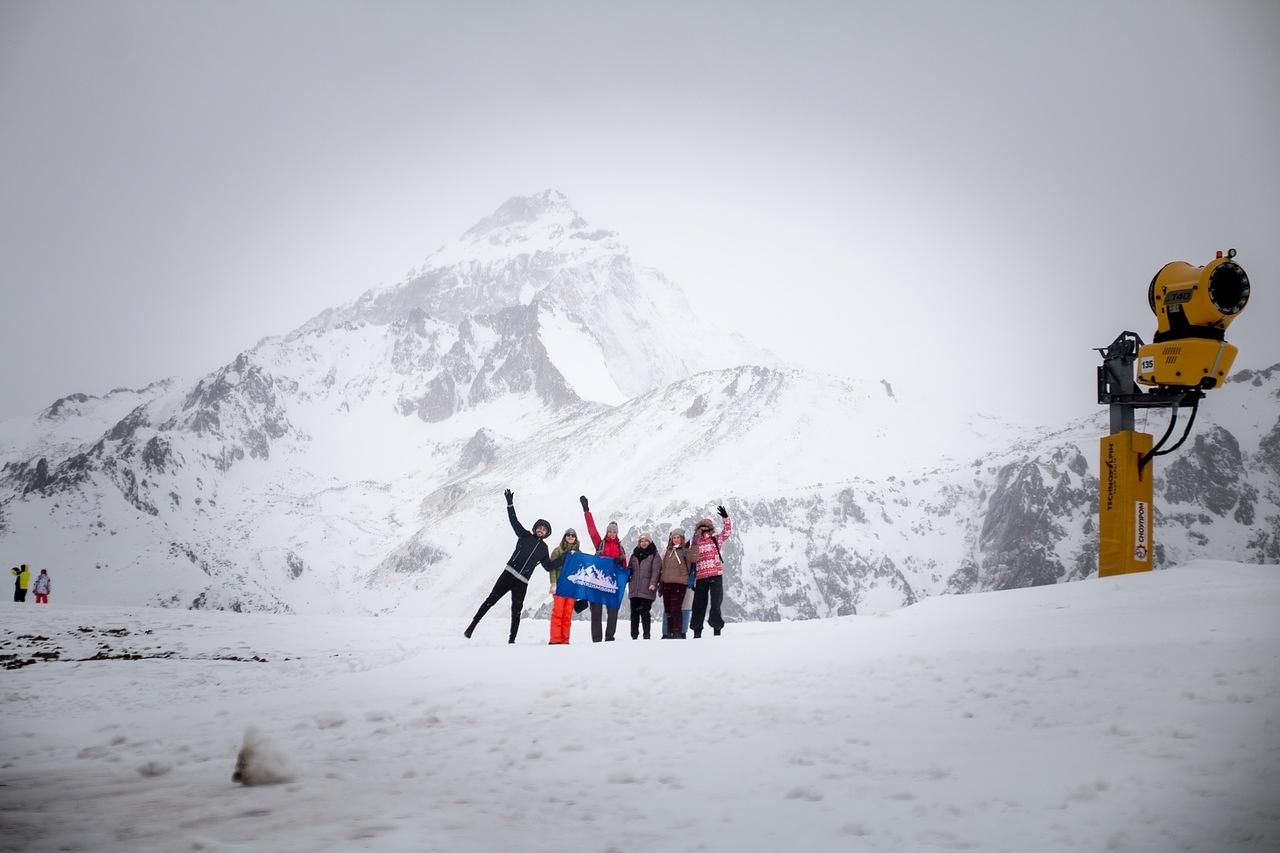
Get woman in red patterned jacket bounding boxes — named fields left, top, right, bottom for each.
left=690, top=505, right=731, bottom=638
left=579, top=494, right=626, bottom=642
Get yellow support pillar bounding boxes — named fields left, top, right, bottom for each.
left=1099, top=431, right=1155, bottom=576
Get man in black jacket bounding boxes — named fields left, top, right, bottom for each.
left=464, top=489, right=553, bottom=643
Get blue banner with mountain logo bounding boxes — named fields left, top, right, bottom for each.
left=555, top=551, right=630, bottom=609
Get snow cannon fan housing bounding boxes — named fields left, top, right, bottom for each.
left=1137, top=249, right=1250, bottom=390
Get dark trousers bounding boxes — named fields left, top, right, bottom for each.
left=690, top=575, right=724, bottom=636
left=469, top=571, right=529, bottom=640
left=14, top=587, right=26, bottom=603
left=590, top=603, right=618, bottom=642
left=660, top=582, right=687, bottom=636
left=629, top=598, right=654, bottom=639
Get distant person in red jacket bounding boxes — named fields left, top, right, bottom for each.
left=580, top=495, right=625, bottom=642
left=690, top=506, right=732, bottom=638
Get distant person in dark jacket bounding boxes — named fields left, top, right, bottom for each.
left=627, top=534, right=661, bottom=639
left=11, top=564, right=30, bottom=603
left=464, top=490, right=552, bottom=644
left=32, top=569, right=51, bottom=604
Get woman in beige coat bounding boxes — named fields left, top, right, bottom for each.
left=657, top=529, right=692, bottom=639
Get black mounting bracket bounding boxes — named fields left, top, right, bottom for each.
left=1096, top=330, right=1205, bottom=434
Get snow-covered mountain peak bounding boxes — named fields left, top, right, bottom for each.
left=295, top=190, right=632, bottom=334
left=424, top=189, right=628, bottom=278
left=289, top=191, right=772, bottom=399
left=458, top=189, right=585, bottom=243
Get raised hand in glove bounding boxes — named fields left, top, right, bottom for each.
left=717, top=505, right=728, bottom=519
left=579, top=495, right=590, bottom=511
left=504, top=489, right=514, bottom=505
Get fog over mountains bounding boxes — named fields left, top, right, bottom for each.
left=2, top=191, right=1277, bottom=618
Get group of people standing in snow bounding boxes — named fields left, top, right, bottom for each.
left=11, top=564, right=52, bottom=604
left=464, top=492, right=731, bottom=645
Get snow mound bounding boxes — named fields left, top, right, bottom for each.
left=232, top=727, right=295, bottom=787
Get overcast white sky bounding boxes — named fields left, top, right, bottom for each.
left=2, top=0, right=1277, bottom=426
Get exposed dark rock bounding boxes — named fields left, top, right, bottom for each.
left=458, top=429, right=500, bottom=471
left=834, top=488, right=868, bottom=524
left=22, top=458, right=53, bottom=493
left=1246, top=514, right=1280, bottom=563
left=375, top=534, right=450, bottom=576
left=107, top=406, right=150, bottom=442
left=1234, top=485, right=1257, bottom=526
left=109, top=465, right=158, bottom=516
left=142, top=436, right=172, bottom=474
left=1163, top=426, right=1245, bottom=516
left=211, top=445, right=246, bottom=473
left=1228, top=362, right=1280, bottom=387
left=166, top=353, right=290, bottom=462
left=1258, top=417, right=1280, bottom=479
left=407, top=307, right=428, bottom=336
left=285, top=551, right=306, bottom=579
left=41, top=393, right=93, bottom=420
left=977, top=460, right=1066, bottom=589
left=414, top=372, right=457, bottom=422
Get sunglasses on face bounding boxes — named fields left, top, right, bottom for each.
left=566, top=534, right=577, bottom=539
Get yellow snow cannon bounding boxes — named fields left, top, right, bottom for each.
left=1137, top=249, right=1250, bottom=390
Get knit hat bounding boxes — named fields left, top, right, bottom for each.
left=669, top=528, right=686, bottom=542
left=606, top=521, right=619, bottom=536
left=637, top=532, right=653, bottom=543
left=564, top=527, right=577, bottom=537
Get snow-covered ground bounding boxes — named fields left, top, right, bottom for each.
left=2, top=560, right=1277, bottom=853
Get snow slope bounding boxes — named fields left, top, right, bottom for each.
left=1, top=561, right=1276, bottom=853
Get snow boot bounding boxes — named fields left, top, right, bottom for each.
left=713, top=627, right=721, bottom=636
left=466, top=599, right=493, bottom=639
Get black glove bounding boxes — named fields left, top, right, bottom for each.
left=579, top=495, right=589, bottom=511
left=504, top=489, right=514, bottom=505
left=717, top=505, right=728, bottom=519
